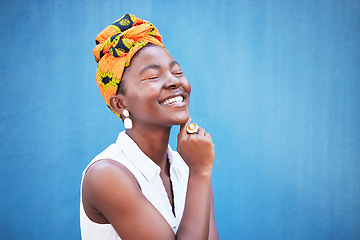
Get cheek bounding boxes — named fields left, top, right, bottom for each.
left=126, top=83, right=162, bottom=107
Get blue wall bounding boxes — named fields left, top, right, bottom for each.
left=1, top=0, right=359, bottom=239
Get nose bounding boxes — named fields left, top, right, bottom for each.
left=164, top=74, right=181, bottom=89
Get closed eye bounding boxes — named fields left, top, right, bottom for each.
left=173, top=71, right=183, bottom=76
left=142, top=75, right=160, bottom=81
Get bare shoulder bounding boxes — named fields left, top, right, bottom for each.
left=83, top=159, right=140, bottom=188
left=82, top=159, right=140, bottom=223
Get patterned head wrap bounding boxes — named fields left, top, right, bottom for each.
left=93, top=14, right=164, bottom=117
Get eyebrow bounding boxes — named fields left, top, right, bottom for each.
left=170, top=60, right=180, bottom=67
left=139, top=64, right=160, bottom=75
left=139, top=61, right=180, bottom=75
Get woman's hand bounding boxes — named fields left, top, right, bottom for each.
left=177, top=118, right=215, bottom=177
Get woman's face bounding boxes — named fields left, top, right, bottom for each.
left=120, top=45, right=191, bottom=129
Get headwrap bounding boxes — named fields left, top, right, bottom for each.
left=93, top=14, right=164, bottom=117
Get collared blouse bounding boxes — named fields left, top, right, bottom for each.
left=80, top=131, right=189, bottom=240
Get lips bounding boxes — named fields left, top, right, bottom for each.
left=160, top=95, right=185, bottom=106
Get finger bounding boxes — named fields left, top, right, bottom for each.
left=197, top=127, right=206, bottom=136
left=205, top=132, right=212, bottom=141
left=179, top=117, right=192, bottom=134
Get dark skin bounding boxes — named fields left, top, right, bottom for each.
left=82, top=45, right=219, bottom=239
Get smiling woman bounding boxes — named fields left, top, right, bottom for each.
left=80, top=14, right=219, bottom=240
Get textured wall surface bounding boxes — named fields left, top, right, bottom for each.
left=0, top=0, right=359, bottom=239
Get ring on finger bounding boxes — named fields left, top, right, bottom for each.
left=186, top=123, right=199, bottom=134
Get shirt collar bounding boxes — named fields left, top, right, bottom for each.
left=115, top=131, right=180, bottom=181
left=167, top=146, right=182, bottom=181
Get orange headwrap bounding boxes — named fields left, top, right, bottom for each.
left=93, top=14, right=164, bottom=117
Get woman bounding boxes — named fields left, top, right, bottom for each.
left=80, top=14, right=219, bottom=240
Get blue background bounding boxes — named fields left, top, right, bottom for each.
left=1, top=0, right=359, bottom=239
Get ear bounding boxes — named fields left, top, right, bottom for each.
left=109, top=94, right=127, bottom=117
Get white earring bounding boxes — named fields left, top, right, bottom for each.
left=123, top=109, right=132, bottom=129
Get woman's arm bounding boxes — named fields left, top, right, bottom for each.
left=175, top=119, right=217, bottom=239
left=82, top=159, right=176, bottom=239
left=209, top=186, right=220, bottom=239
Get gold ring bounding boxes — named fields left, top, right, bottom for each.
left=186, top=123, right=199, bottom=134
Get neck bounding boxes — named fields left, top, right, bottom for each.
left=125, top=124, right=171, bottom=172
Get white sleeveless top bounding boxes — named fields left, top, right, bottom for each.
left=80, top=131, right=189, bottom=240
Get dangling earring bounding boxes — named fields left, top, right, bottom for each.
left=122, top=109, right=133, bottom=129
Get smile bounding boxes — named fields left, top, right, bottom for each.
left=161, top=96, right=184, bottom=106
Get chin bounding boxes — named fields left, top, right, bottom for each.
left=175, top=115, right=190, bottom=125
left=168, top=112, right=189, bottom=126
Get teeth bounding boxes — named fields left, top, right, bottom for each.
left=162, top=96, right=183, bottom=105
